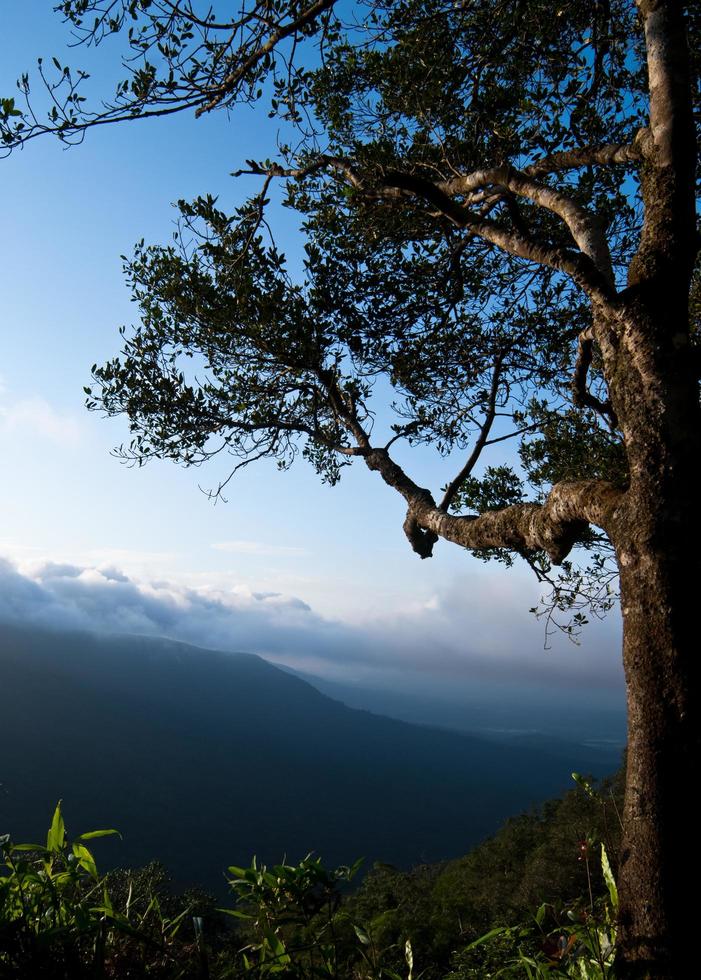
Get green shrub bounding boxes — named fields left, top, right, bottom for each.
left=0, top=803, right=209, bottom=978
left=0, top=805, right=417, bottom=978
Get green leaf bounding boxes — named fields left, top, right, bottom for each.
left=72, top=842, right=98, bottom=879
left=353, top=923, right=371, bottom=946
left=347, top=856, right=364, bottom=879
left=75, top=829, right=121, bottom=841
left=263, top=929, right=290, bottom=964
left=227, top=864, right=248, bottom=877
left=464, top=926, right=510, bottom=950
left=572, top=772, right=596, bottom=799
left=601, top=844, right=618, bottom=911
left=47, top=802, right=65, bottom=852
left=102, top=883, right=113, bottom=914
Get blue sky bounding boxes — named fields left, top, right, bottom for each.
left=0, top=6, right=624, bottom=708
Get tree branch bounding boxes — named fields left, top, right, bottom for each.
left=571, top=326, right=618, bottom=425
left=194, top=0, right=337, bottom=117
left=434, top=167, right=615, bottom=286
left=637, top=1, right=691, bottom=170
left=233, top=154, right=363, bottom=187
left=364, top=447, right=623, bottom=563
left=629, top=0, right=697, bottom=283
left=237, top=155, right=616, bottom=293
left=439, top=353, right=504, bottom=512
left=314, top=367, right=372, bottom=450
left=525, top=132, right=651, bottom=176
left=380, top=171, right=613, bottom=297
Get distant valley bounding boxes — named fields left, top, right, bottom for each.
left=0, top=622, right=621, bottom=894
left=285, top=668, right=626, bottom=754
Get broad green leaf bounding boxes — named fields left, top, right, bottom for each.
left=227, top=864, right=248, bottom=877
left=263, top=929, right=290, bottom=964
left=353, top=923, right=371, bottom=946
left=46, top=802, right=65, bottom=852
left=72, top=842, right=98, bottom=879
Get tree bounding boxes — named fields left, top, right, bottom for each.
left=3, top=2, right=699, bottom=975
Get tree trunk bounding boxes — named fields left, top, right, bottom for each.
left=609, top=293, right=701, bottom=977
left=616, top=540, right=701, bottom=977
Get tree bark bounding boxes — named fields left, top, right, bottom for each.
left=607, top=5, right=699, bottom=968
left=606, top=291, right=701, bottom=977
left=616, top=535, right=701, bottom=978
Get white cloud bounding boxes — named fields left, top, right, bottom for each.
left=0, top=553, right=624, bottom=697
left=0, top=396, right=84, bottom=446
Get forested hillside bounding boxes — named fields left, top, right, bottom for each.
left=0, top=622, right=618, bottom=893
left=348, top=771, right=623, bottom=977
left=0, top=772, right=623, bottom=977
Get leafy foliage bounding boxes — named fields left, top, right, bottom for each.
left=346, top=772, right=623, bottom=979
left=0, top=805, right=411, bottom=979
left=0, top=802, right=123, bottom=978
left=1, top=775, right=623, bottom=978
left=0, top=803, right=238, bottom=978
left=222, top=854, right=414, bottom=978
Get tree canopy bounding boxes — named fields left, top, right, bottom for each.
left=4, top=0, right=669, bottom=629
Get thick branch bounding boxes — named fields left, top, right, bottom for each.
left=525, top=132, right=650, bottom=176
left=435, top=167, right=614, bottom=285
left=637, top=1, right=692, bottom=170
left=241, top=156, right=614, bottom=293
left=380, top=172, right=612, bottom=297
left=364, top=447, right=623, bottom=563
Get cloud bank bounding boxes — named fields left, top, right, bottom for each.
left=0, top=555, right=624, bottom=701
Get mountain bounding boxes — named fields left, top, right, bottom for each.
left=284, top=670, right=626, bottom=755
left=0, top=622, right=620, bottom=893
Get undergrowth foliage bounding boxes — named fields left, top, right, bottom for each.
left=0, top=776, right=622, bottom=978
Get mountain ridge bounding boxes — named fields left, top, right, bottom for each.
left=0, top=621, right=620, bottom=893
